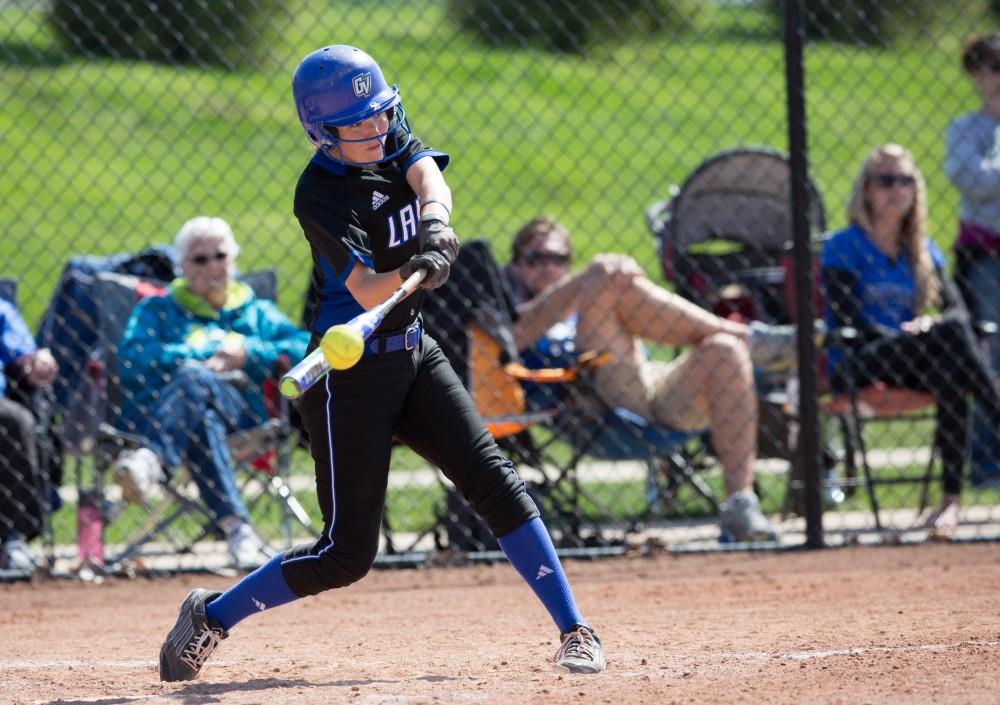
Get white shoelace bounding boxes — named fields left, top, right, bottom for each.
left=180, top=626, right=224, bottom=670
left=556, top=628, right=597, bottom=662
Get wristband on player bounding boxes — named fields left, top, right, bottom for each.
left=420, top=199, right=451, bottom=220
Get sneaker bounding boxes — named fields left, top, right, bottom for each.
left=746, top=321, right=798, bottom=372
left=554, top=624, right=605, bottom=674
left=0, top=536, right=36, bottom=575
left=159, top=588, right=227, bottom=682
left=113, top=448, right=165, bottom=505
left=223, top=519, right=266, bottom=570
left=719, top=490, right=778, bottom=543
left=747, top=320, right=826, bottom=372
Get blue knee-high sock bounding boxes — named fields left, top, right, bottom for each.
left=205, top=553, right=299, bottom=631
left=497, top=517, right=585, bottom=634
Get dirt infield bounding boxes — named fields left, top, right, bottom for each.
left=2, top=543, right=999, bottom=705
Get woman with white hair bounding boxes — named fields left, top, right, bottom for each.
left=822, top=144, right=1000, bottom=540
left=114, top=216, right=309, bottom=568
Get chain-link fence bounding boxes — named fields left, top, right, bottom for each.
left=3, top=0, right=1000, bottom=578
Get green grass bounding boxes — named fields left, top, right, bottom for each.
left=0, top=2, right=990, bottom=327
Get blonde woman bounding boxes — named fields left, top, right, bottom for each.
left=822, top=144, right=1000, bottom=539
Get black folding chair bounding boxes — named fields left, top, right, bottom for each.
left=420, top=240, right=715, bottom=552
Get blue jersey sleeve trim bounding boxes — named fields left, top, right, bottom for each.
left=311, top=150, right=348, bottom=175
left=337, top=251, right=375, bottom=281
left=403, top=150, right=450, bottom=175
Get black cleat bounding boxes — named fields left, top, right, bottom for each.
left=159, top=588, right=227, bottom=681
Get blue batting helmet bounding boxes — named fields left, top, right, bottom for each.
left=292, top=45, right=412, bottom=166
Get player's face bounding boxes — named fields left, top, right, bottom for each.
left=515, top=232, right=571, bottom=298
left=865, top=155, right=916, bottom=223
left=182, top=235, right=234, bottom=303
left=336, top=111, right=391, bottom=164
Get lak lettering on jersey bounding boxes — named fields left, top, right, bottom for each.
left=386, top=199, right=420, bottom=249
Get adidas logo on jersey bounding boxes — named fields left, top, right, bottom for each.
left=535, top=564, right=554, bottom=580
left=372, top=191, right=390, bottom=211
left=252, top=597, right=266, bottom=611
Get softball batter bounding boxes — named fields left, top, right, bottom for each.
left=158, top=44, right=605, bottom=680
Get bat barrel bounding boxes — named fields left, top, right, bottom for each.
left=279, top=347, right=329, bottom=400
left=279, top=375, right=305, bottom=401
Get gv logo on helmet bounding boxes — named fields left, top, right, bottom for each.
left=352, top=72, right=372, bottom=97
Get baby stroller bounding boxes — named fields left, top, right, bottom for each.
left=645, top=147, right=833, bottom=512
left=646, top=146, right=827, bottom=325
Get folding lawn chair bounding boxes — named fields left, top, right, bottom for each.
left=785, top=244, right=939, bottom=533
left=71, top=269, right=314, bottom=573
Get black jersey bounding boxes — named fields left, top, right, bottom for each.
left=294, top=137, right=449, bottom=334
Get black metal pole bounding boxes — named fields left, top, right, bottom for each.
left=783, top=0, right=824, bottom=548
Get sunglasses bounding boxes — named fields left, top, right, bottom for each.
left=188, top=251, right=230, bottom=266
left=522, top=251, right=571, bottom=267
left=871, top=173, right=916, bottom=189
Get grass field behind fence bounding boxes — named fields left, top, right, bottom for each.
left=4, top=3, right=997, bottom=545
left=0, top=2, right=988, bottom=327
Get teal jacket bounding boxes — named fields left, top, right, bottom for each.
left=118, top=279, right=309, bottom=425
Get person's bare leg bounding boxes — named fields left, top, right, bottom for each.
left=648, top=335, right=758, bottom=495
left=574, top=267, right=762, bottom=493
left=577, top=272, right=745, bottom=352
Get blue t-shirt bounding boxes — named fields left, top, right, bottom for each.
left=821, top=223, right=945, bottom=369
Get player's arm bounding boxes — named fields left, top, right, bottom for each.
left=345, top=261, right=417, bottom=309
left=406, top=156, right=452, bottom=224
left=406, top=156, right=459, bottom=264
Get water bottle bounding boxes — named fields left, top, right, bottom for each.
left=76, top=490, right=104, bottom=566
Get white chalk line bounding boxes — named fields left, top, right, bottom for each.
left=3, top=640, right=998, bottom=674
left=708, top=639, right=1000, bottom=662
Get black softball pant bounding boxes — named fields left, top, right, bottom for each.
left=281, top=331, right=538, bottom=597
left=832, top=318, right=1000, bottom=495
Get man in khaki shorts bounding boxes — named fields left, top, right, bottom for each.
left=504, top=215, right=801, bottom=543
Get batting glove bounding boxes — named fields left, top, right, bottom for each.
left=400, top=250, right=451, bottom=289
left=418, top=215, right=460, bottom=264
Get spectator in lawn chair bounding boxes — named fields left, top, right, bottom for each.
left=113, top=216, right=309, bottom=569
left=947, top=32, right=1000, bottom=489
left=823, top=143, right=1000, bottom=541
left=503, top=215, right=802, bottom=543
left=0, top=293, right=58, bottom=576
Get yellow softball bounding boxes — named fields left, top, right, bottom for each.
left=320, top=324, right=364, bottom=370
